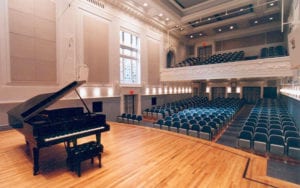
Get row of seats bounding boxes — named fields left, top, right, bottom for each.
left=170, top=45, right=287, bottom=69
left=172, top=51, right=245, bottom=67
left=237, top=99, right=299, bottom=160
left=153, top=98, right=244, bottom=141
left=116, top=113, right=143, bottom=125
left=261, top=45, right=286, bottom=58
left=143, top=96, right=208, bottom=120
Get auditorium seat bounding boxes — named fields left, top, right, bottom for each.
left=128, top=114, right=137, bottom=124
left=243, top=125, right=254, bottom=134
left=134, top=115, right=143, bottom=125
left=153, top=119, right=164, bottom=129
left=162, top=120, right=172, bottom=131
left=284, top=131, right=300, bottom=142
left=283, top=126, right=298, bottom=134
left=200, top=125, right=212, bottom=141
left=237, top=130, right=253, bottom=149
left=286, top=137, right=300, bottom=160
left=269, top=129, right=283, bottom=136
left=189, top=124, right=201, bottom=138
left=255, top=127, right=268, bottom=135
left=253, top=132, right=268, bottom=154
left=170, top=121, right=180, bottom=133
left=179, top=122, right=190, bottom=135
left=269, top=135, right=285, bottom=156
left=116, top=113, right=126, bottom=123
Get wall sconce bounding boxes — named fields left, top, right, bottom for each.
left=206, top=87, right=210, bottom=93
left=236, top=87, right=241, bottom=93
left=145, top=88, right=150, bottom=95
left=79, top=87, right=87, bottom=98
left=152, top=88, right=157, bottom=94
left=158, top=88, right=162, bottom=94
left=164, top=87, right=168, bottom=94
left=108, top=87, right=113, bottom=96
left=227, top=87, right=231, bottom=93
left=93, top=88, right=101, bottom=97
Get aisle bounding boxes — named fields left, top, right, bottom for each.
left=217, top=105, right=253, bottom=147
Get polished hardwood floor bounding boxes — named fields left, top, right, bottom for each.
left=0, top=122, right=299, bottom=188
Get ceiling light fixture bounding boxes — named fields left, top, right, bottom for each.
left=240, top=8, right=244, bottom=11
left=254, top=20, right=258, bottom=24
left=269, top=17, right=273, bottom=20
left=165, top=17, right=169, bottom=21
left=190, top=35, right=194, bottom=38
left=218, top=28, right=222, bottom=32
left=159, top=13, right=163, bottom=17
left=143, top=3, right=148, bottom=7
left=230, top=26, right=234, bottom=29
left=269, top=3, right=274, bottom=6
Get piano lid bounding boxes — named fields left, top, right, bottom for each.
left=7, top=80, right=86, bottom=127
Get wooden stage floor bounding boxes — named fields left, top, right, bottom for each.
left=0, top=122, right=299, bottom=188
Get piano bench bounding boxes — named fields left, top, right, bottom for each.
left=67, top=141, right=103, bottom=177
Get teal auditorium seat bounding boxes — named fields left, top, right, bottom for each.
left=253, top=132, right=268, bottom=154
left=237, top=130, right=253, bottom=149
left=287, top=137, right=300, bottom=160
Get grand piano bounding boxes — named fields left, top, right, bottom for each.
left=7, top=80, right=110, bottom=175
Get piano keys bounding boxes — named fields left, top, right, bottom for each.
left=7, top=81, right=110, bottom=175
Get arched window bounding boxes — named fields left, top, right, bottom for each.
left=166, top=50, right=175, bottom=68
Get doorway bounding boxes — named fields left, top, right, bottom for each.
left=124, top=94, right=138, bottom=114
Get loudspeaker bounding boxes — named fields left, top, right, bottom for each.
left=151, top=97, right=157, bottom=106
left=93, top=101, right=103, bottom=112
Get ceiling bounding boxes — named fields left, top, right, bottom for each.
left=115, top=0, right=292, bottom=41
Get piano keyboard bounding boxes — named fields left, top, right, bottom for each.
left=44, top=126, right=105, bottom=142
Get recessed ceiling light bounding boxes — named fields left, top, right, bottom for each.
left=269, top=17, right=273, bottom=20
left=190, top=35, right=194, bottom=38
left=240, top=8, right=244, bottom=11
left=208, top=17, right=211, bottom=21
left=254, top=20, right=258, bottom=24
left=199, top=33, right=202, bottom=36
left=230, top=26, right=234, bottom=29
left=143, top=3, right=148, bottom=7
left=159, top=13, right=163, bottom=17
left=269, top=3, right=274, bottom=6
left=165, top=17, right=170, bottom=21
left=218, top=28, right=222, bottom=32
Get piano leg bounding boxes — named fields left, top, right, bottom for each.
left=96, top=133, right=101, bottom=145
left=33, top=148, right=40, bottom=175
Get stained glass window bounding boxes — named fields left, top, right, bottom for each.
left=120, top=31, right=140, bottom=85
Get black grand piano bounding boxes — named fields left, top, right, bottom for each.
left=7, top=80, right=110, bottom=175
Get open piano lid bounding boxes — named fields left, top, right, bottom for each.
left=7, top=80, right=86, bottom=128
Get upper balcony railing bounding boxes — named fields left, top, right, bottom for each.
left=161, top=56, right=293, bottom=82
